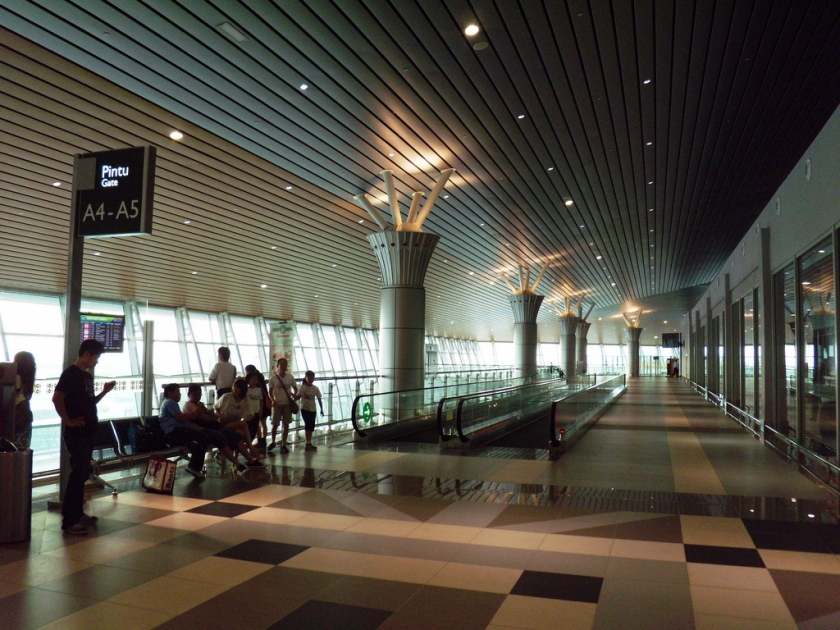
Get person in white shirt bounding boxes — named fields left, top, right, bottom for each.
left=268, top=358, right=297, bottom=454
left=208, top=346, right=237, bottom=398
left=214, top=379, right=263, bottom=462
left=295, top=370, right=323, bottom=451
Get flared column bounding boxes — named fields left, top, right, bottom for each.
left=624, top=327, right=643, bottom=378
left=368, top=231, right=439, bottom=393
left=576, top=320, right=591, bottom=375
left=558, top=315, right=579, bottom=378
left=509, top=294, right=544, bottom=379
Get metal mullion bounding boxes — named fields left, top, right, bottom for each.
left=174, top=307, right=192, bottom=379
left=795, top=259, right=804, bottom=444
left=834, top=228, right=840, bottom=460
left=0, top=306, right=8, bottom=361
left=254, top=316, right=269, bottom=372
left=184, top=309, right=204, bottom=379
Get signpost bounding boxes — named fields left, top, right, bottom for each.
left=52, top=146, right=156, bottom=508
left=269, top=321, right=297, bottom=371
left=362, top=401, right=372, bottom=425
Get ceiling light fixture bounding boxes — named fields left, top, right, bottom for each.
left=260, top=284, right=268, bottom=289
left=469, top=271, right=474, bottom=275
left=547, top=167, right=554, bottom=171
left=169, top=130, right=184, bottom=141
left=191, top=271, right=197, bottom=275
left=443, top=195, right=449, bottom=199
left=299, top=83, right=308, bottom=90
left=388, top=152, right=395, bottom=156
left=183, top=220, right=190, bottom=225
left=332, top=264, right=337, bottom=268
left=52, top=181, right=62, bottom=187
left=643, top=78, right=651, bottom=84
left=517, top=114, right=525, bottom=119
left=92, top=251, right=101, bottom=256
left=464, top=24, right=480, bottom=36
left=819, top=249, right=826, bottom=253
left=217, top=22, right=247, bottom=43
left=285, top=185, right=293, bottom=190
left=802, top=281, right=812, bottom=285
left=565, top=200, right=574, bottom=206
left=646, top=141, right=652, bottom=146
left=271, top=246, right=277, bottom=250
left=647, top=181, right=653, bottom=185
left=359, top=219, right=364, bottom=223
left=596, top=255, right=602, bottom=260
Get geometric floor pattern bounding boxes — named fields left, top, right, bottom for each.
left=3, top=379, right=839, bottom=629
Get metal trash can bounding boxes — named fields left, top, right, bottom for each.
left=0, top=448, right=32, bottom=543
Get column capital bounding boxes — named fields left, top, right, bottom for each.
left=624, top=327, right=643, bottom=343
left=508, top=294, right=544, bottom=324
left=558, top=314, right=580, bottom=336
left=367, top=231, right=439, bottom=288
left=577, top=320, right=592, bottom=337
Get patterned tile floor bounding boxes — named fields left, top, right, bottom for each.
left=2, top=379, right=839, bottom=629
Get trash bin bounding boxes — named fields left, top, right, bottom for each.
left=0, top=448, right=32, bottom=543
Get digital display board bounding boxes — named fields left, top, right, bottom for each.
left=75, top=146, right=156, bottom=238
left=80, top=314, right=125, bottom=353
left=662, top=333, right=682, bottom=348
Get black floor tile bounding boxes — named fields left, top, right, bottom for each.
left=186, top=501, right=258, bottom=518
left=267, top=600, right=391, bottom=630
left=746, top=532, right=833, bottom=554
left=743, top=520, right=840, bottom=553
left=684, top=544, right=765, bottom=567
left=215, top=539, right=309, bottom=565
left=510, top=570, right=603, bottom=603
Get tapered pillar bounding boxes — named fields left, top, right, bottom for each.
left=509, top=294, right=544, bottom=379
left=369, top=231, right=439, bottom=393
left=558, top=315, right=579, bottom=378
left=576, top=320, right=591, bottom=375
left=624, top=327, right=643, bottom=378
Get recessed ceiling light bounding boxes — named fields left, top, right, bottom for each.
left=649, top=229, right=653, bottom=232
left=802, top=281, right=811, bottom=285
left=819, top=249, right=826, bottom=253
left=92, top=251, right=101, bottom=256
left=260, top=284, right=268, bottom=289
left=271, top=246, right=277, bottom=250
left=480, top=223, right=484, bottom=226
left=611, top=283, right=616, bottom=286
left=664, top=320, right=668, bottom=324
left=647, top=181, right=653, bottom=185
left=299, top=83, right=308, bottom=90
left=444, top=259, right=448, bottom=263
left=649, top=208, right=653, bottom=212
left=643, top=78, right=651, bottom=84
left=359, top=219, right=364, bottom=223
left=646, top=142, right=652, bottom=146
left=517, top=114, right=525, bottom=119
left=464, top=24, right=480, bottom=36
left=599, top=317, right=603, bottom=321
left=191, top=271, right=197, bottom=275
left=217, top=21, right=247, bottom=43
left=596, top=255, right=602, bottom=260
left=469, top=271, right=474, bottom=275
left=285, top=185, right=293, bottom=190
left=169, top=130, right=184, bottom=141
left=52, top=181, right=62, bottom=187
left=451, top=321, right=455, bottom=324
left=314, top=295, right=318, bottom=298
left=547, top=167, right=554, bottom=171
left=443, top=195, right=449, bottom=199
left=579, top=225, right=584, bottom=228
left=388, top=152, right=395, bottom=156
left=565, top=200, right=574, bottom=206
left=183, top=220, right=190, bottom=225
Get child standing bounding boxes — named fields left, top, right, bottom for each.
left=295, top=370, right=323, bottom=451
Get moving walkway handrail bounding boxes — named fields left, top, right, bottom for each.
left=436, top=376, right=567, bottom=441
left=549, top=374, right=623, bottom=445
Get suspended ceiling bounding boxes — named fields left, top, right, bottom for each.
left=1, top=0, right=840, bottom=344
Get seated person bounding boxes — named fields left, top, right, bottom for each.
left=159, top=383, right=258, bottom=478
left=184, top=384, right=264, bottom=465
left=215, top=379, right=263, bottom=461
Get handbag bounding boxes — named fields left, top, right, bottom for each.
left=142, top=454, right=177, bottom=494
left=280, top=377, right=299, bottom=414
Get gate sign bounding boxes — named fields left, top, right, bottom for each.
left=75, top=146, right=156, bottom=238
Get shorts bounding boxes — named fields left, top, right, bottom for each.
left=301, top=409, right=317, bottom=432
left=272, top=404, right=292, bottom=426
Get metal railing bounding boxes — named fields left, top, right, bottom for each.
left=550, top=374, right=626, bottom=449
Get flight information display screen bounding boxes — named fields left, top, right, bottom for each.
left=80, top=313, right=125, bottom=353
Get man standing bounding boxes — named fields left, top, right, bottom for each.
left=52, top=339, right=116, bottom=535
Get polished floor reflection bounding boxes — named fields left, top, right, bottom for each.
left=2, top=379, right=839, bottom=629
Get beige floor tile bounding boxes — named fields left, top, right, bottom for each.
left=143, top=512, right=228, bottom=531
left=108, top=576, right=228, bottom=615
left=233, top=506, right=308, bottom=525
left=687, top=564, right=778, bottom=592
left=36, top=601, right=173, bottom=630
left=0, top=555, right=93, bottom=586
left=470, top=529, right=548, bottom=550
left=44, top=539, right=155, bottom=564
left=166, top=555, right=271, bottom=586
left=0, top=579, right=27, bottom=598
left=355, top=554, right=446, bottom=584
left=345, top=518, right=421, bottom=537
left=680, top=515, right=750, bottom=533
left=286, top=511, right=363, bottom=531
left=486, top=460, right=552, bottom=484
left=281, top=547, right=372, bottom=574
left=681, top=527, right=756, bottom=548
left=610, top=539, right=685, bottom=562
left=323, top=451, right=406, bottom=472
left=538, top=534, right=613, bottom=556
left=758, top=549, right=840, bottom=574
left=491, top=594, right=596, bottom=630
left=694, top=613, right=798, bottom=630
left=690, top=585, right=796, bottom=623
left=667, top=433, right=727, bottom=495
left=428, top=562, right=522, bottom=594
left=405, top=523, right=482, bottom=544
left=218, top=484, right=310, bottom=506
left=93, top=492, right=211, bottom=512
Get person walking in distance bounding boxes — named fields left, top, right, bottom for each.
left=52, top=339, right=116, bottom=535
left=295, top=370, right=323, bottom=451
left=208, top=346, right=236, bottom=399
left=268, top=358, right=297, bottom=454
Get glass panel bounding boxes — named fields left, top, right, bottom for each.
left=774, top=264, right=797, bottom=435
left=188, top=311, right=220, bottom=344
left=801, top=237, right=835, bottom=459
left=297, top=323, right=315, bottom=347
left=231, top=316, right=258, bottom=345
left=142, top=307, right=179, bottom=341
left=5, top=334, right=64, bottom=379
left=744, top=292, right=755, bottom=415
left=756, top=287, right=762, bottom=419
left=0, top=292, right=63, bottom=334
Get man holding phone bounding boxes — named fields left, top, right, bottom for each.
left=53, top=339, right=116, bottom=535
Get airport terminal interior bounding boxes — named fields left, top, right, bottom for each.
left=2, top=1, right=840, bottom=629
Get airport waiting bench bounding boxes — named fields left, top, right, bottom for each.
left=90, top=417, right=188, bottom=494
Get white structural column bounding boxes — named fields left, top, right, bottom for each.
left=509, top=294, right=544, bottom=379
left=558, top=315, right=579, bottom=378
left=623, top=310, right=644, bottom=378
left=576, top=320, right=591, bottom=375
left=355, top=167, right=454, bottom=394
left=368, top=231, right=439, bottom=392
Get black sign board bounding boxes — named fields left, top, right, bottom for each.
left=662, top=333, right=682, bottom=348
left=80, top=313, right=125, bottom=353
left=75, top=146, right=155, bottom=238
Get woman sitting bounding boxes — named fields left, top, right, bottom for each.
left=215, top=379, right=263, bottom=461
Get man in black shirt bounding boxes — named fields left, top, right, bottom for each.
left=53, top=339, right=116, bottom=534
